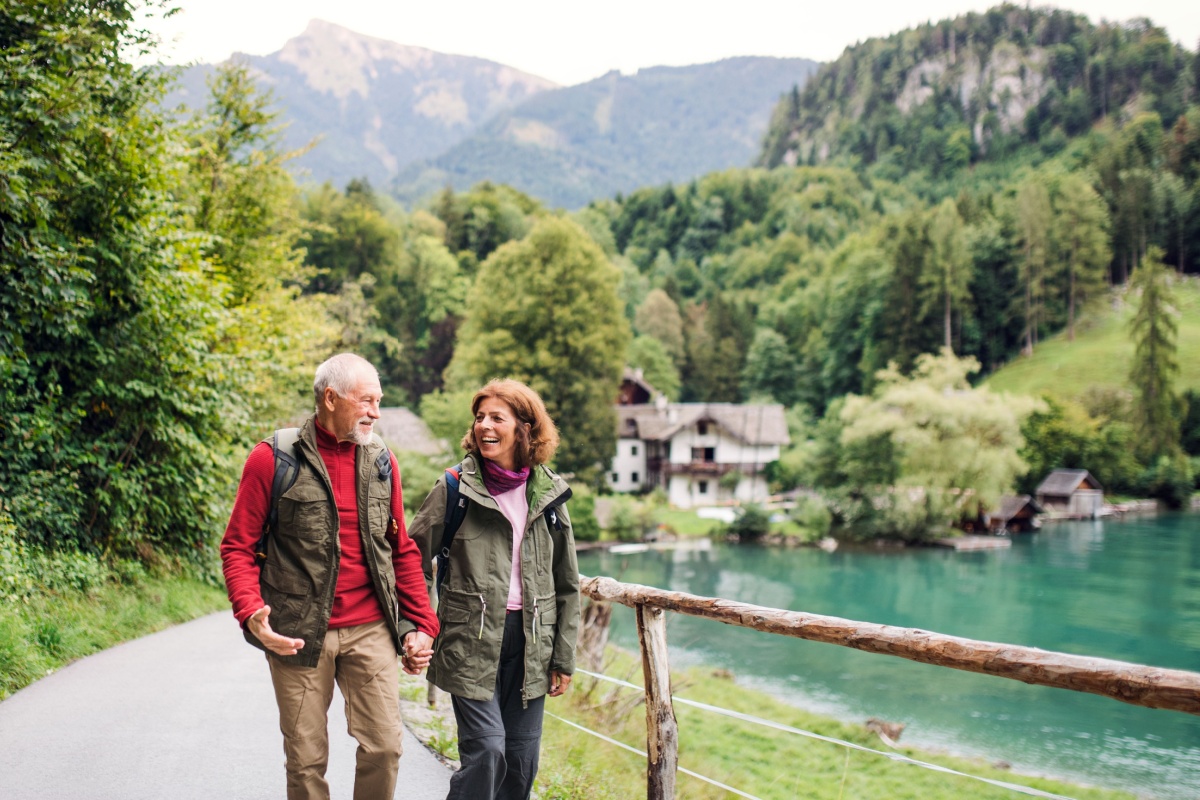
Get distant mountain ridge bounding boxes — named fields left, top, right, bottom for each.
left=166, top=20, right=557, bottom=187
left=392, top=57, right=820, bottom=209
left=167, top=23, right=819, bottom=208
left=757, top=3, right=1192, bottom=174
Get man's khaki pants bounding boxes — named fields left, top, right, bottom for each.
left=268, top=620, right=403, bottom=800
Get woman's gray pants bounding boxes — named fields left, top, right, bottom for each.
left=447, top=611, right=545, bottom=800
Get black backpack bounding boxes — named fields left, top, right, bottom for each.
left=434, top=462, right=568, bottom=598
left=254, top=428, right=393, bottom=565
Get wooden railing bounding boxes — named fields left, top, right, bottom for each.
left=579, top=574, right=1200, bottom=800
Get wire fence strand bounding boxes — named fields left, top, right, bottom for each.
left=574, top=668, right=1078, bottom=800
left=544, top=712, right=764, bottom=800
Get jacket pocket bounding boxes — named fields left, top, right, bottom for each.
left=534, top=592, right=558, bottom=670
left=434, top=590, right=481, bottom=684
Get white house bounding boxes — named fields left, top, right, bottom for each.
left=608, top=397, right=789, bottom=509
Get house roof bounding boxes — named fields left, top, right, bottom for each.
left=374, top=407, right=447, bottom=456
left=616, top=403, right=789, bottom=446
left=993, top=495, right=1044, bottom=522
left=1035, top=469, right=1103, bottom=497
left=622, top=367, right=660, bottom=396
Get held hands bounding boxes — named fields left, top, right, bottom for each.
left=247, top=606, right=305, bottom=656
left=401, top=631, right=435, bottom=675
left=549, top=670, right=572, bottom=697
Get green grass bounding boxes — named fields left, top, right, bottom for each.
left=985, top=277, right=1200, bottom=401
left=0, top=574, right=226, bottom=699
left=538, top=648, right=1135, bottom=800
left=655, top=508, right=724, bottom=538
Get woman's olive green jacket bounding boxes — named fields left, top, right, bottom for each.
left=409, top=454, right=580, bottom=704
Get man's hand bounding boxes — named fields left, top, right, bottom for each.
left=247, top=606, right=305, bottom=657
left=401, top=631, right=435, bottom=675
left=548, top=670, right=572, bottom=697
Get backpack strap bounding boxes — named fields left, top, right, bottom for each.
left=543, top=486, right=572, bottom=532
left=435, top=463, right=468, bottom=597
left=255, top=428, right=301, bottom=566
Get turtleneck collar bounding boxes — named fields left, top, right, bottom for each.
left=314, top=417, right=354, bottom=451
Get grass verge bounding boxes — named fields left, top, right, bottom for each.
left=0, top=573, right=227, bottom=700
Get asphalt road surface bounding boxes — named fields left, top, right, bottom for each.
left=0, top=612, right=453, bottom=799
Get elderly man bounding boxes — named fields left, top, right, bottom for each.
left=221, top=353, right=438, bottom=800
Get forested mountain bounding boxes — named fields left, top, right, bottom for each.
left=165, top=20, right=556, bottom=187
left=758, top=4, right=1194, bottom=178
left=392, top=57, right=820, bottom=209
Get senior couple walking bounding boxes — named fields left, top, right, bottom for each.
left=220, top=353, right=580, bottom=800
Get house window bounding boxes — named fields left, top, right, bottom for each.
left=631, top=472, right=639, bottom=483
left=631, top=444, right=638, bottom=456
left=698, top=421, right=708, bottom=435
left=698, top=480, right=709, bottom=494
left=611, top=472, right=619, bottom=483
left=692, top=447, right=715, bottom=462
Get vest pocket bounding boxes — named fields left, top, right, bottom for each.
left=279, top=497, right=333, bottom=541
left=261, top=565, right=312, bottom=636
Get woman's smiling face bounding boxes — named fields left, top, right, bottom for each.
left=474, top=397, right=522, bottom=470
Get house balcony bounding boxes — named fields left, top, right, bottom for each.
left=661, top=461, right=766, bottom=477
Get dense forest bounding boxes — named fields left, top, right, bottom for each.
left=3, top=1, right=1200, bottom=591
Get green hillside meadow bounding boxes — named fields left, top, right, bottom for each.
left=985, top=277, right=1200, bottom=400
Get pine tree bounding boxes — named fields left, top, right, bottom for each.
left=923, top=199, right=971, bottom=353
left=1051, top=173, right=1111, bottom=340
left=1015, top=178, right=1051, bottom=354
left=1128, top=247, right=1181, bottom=460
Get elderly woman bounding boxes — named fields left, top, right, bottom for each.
left=411, top=379, right=580, bottom=800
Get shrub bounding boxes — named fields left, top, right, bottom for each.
left=727, top=504, right=771, bottom=542
left=567, top=488, right=601, bottom=542
left=1140, top=453, right=1195, bottom=509
left=790, top=495, right=833, bottom=543
left=605, top=496, right=642, bottom=542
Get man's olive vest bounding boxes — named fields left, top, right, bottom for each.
left=244, top=416, right=414, bottom=667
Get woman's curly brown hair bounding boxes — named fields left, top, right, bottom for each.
left=460, top=379, right=560, bottom=467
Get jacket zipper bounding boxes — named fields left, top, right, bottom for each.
left=478, top=593, right=486, bottom=639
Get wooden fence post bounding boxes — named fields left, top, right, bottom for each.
left=637, top=603, right=678, bottom=800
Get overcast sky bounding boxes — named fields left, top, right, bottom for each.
left=140, top=1, right=1199, bottom=86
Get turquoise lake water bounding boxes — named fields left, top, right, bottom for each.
left=575, top=511, right=1200, bottom=798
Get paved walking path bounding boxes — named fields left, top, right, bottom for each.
left=0, top=612, right=453, bottom=799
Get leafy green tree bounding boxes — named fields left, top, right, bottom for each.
left=181, top=59, right=327, bottom=421
left=430, top=182, right=541, bottom=266
left=875, top=209, right=939, bottom=374
left=0, top=1, right=261, bottom=558
left=1017, top=396, right=1141, bottom=496
left=741, top=328, right=799, bottom=406
left=1182, top=389, right=1200, bottom=456
left=683, top=294, right=752, bottom=402
left=1015, top=177, right=1051, bottom=354
left=448, top=217, right=630, bottom=480
left=922, top=199, right=971, bottom=353
left=1051, top=173, right=1111, bottom=340
left=183, top=59, right=309, bottom=302
left=831, top=351, right=1040, bottom=540
left=1127, top=247, right=1181, bottom=460
left=626, top=337, right=680, bottom=400
left=634, top=289, right=685, bottom=368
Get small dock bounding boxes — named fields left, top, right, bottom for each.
left=934, top=535, right=1012, bottom=551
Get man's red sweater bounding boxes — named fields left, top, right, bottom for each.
left=220, top=420, right=438, bottom=639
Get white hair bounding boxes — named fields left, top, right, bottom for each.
left=313, top=353, right=379, bottom=410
